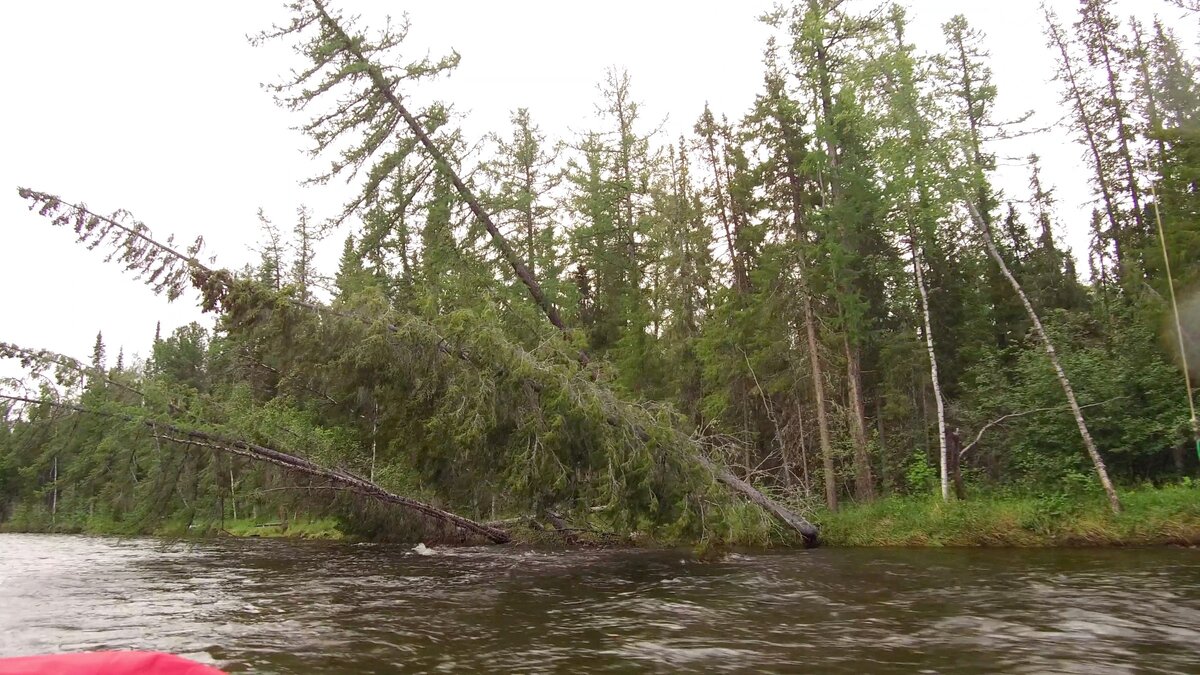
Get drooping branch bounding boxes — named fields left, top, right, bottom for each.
left=0, top=341, right=149, bottom=404
left=16, top=187, right=213, bottom=301
left=0, top=392, right=511, bottom=543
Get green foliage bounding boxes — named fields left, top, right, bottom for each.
left=4, top=0, right=1200, bottom=548
left=905, top=450, right=938, bottom=495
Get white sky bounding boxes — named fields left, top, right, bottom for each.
left=0, top=1, right=1192, bottom=370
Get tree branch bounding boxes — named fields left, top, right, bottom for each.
left=960, top=396, right=1130, bottom=459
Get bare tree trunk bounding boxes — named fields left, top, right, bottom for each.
left=695, top=453, right=819, bottom=544
left=1045, top=13, right=1125, bottom=269
left=874, top=396, right=890, bottom=494
left=51, top=455, right=58, bottom=522
left=1090, top=13, right=1145, bottom=239
left=964, top=199, right=1122, bottom=513
left=795, top=399, right=813, bottom=499
left=370, top=401, right=379, bottom=482
left=910, top=237, right=950, bottom=501
left=803, top=291, right=837, bottom=510
left=311, top=0, right=575, bottom=353
left=744, top=351, right=793, bottom=488
left=844, top=338, right=875, bottom=501
left=700, top=126, right=749, bottom=293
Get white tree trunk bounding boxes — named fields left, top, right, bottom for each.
left=371, top=401, right=379, bottom=482
left=911, top=237, right=950, bottom=501
left=51, top=455, right=58, bottom=521
left=230, top=466, right=238, bottom=521
left=964, top=199, right=1122, bottom=514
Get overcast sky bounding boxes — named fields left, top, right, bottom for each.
left=0, top=0, right=1191, bottom=372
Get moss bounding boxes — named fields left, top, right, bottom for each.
left=816, top=484, right=1200, bottom=547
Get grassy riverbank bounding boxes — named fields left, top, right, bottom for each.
left=6, top=484, right=1198, bottom=548
left=815, top=483, right=1200, bottom=547
left=0, top=512, right=350, bottom=540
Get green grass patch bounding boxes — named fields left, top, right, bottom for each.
left=817, top=483, right=1200, bottom=547
left=217, top=516, right=347, bottom=540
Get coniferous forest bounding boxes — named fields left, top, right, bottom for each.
left=2, top=0, right=1199, bottom=547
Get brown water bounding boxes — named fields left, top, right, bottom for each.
left=1, top=534, right=1198, bottom=673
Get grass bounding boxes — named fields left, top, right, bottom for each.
left=816, top=483, right=1200, bottom=547
left=0, top=509, right=348, bottom=541
left=209, top=516, right=347, bottom=540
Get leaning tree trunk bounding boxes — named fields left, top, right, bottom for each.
left=909, top=235, right=950, bottom=501
left=964, top=199, right=1122, bottom=514
left=310, top=0, right=572, bottom=346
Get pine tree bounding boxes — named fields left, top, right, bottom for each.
left=784, top=0, right=889, bottom=503
left=744, top=36, right=841, bottom=507
left=90, top=331, right=106, bottom=381
left=1044, top=6, right=1126, bottom=284
left=290, top=206, right=320, bottom=300
left=333, top=234, right=369, bottom=300
left=1075, top=0, right=1146, bottom=267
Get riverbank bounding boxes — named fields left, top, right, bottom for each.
left=815, top=483, right=1200, bottom=547
left=0, top=514, right=350, bottom=541
left=6, top=484, right=1198, bottom=547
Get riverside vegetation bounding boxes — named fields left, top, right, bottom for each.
left=2, top=0, right=1200, bottom=548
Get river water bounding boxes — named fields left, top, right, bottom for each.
left=1, top=534, right=1198, bottom=673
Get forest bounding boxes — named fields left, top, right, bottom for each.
left=1, top=0, right=1198, bottom=547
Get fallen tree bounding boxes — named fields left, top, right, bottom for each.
left=0, top=393, right=511, bottom=543
left=10, top=1, right=819, bottom=546
left=16, top=188, right=819, bottom=544
left=0, top=340, right=514, bottom=543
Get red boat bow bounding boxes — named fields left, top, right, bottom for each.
left=0, top=652, right=226, bottom=675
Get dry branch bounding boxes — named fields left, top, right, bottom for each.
left=959, top=397, right=1129, bottom=459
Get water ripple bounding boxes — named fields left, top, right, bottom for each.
left=1, top=535, right=1199, bottom=673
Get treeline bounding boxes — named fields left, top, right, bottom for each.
left=1, top=0, right=1197, bottom=542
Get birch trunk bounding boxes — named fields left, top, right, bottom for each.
left=964, top=199, right=1122, bottom=513
left=51, top=455, right=58, bottom=521
left=370, top=401, right=379, bottom=483
left=910, top=237, right=950, bottom=501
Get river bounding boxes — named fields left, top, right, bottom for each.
left=1, top=534, right=1198, bottom=673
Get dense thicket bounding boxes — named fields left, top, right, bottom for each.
left=2, top=0, right=1197, bottom=543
